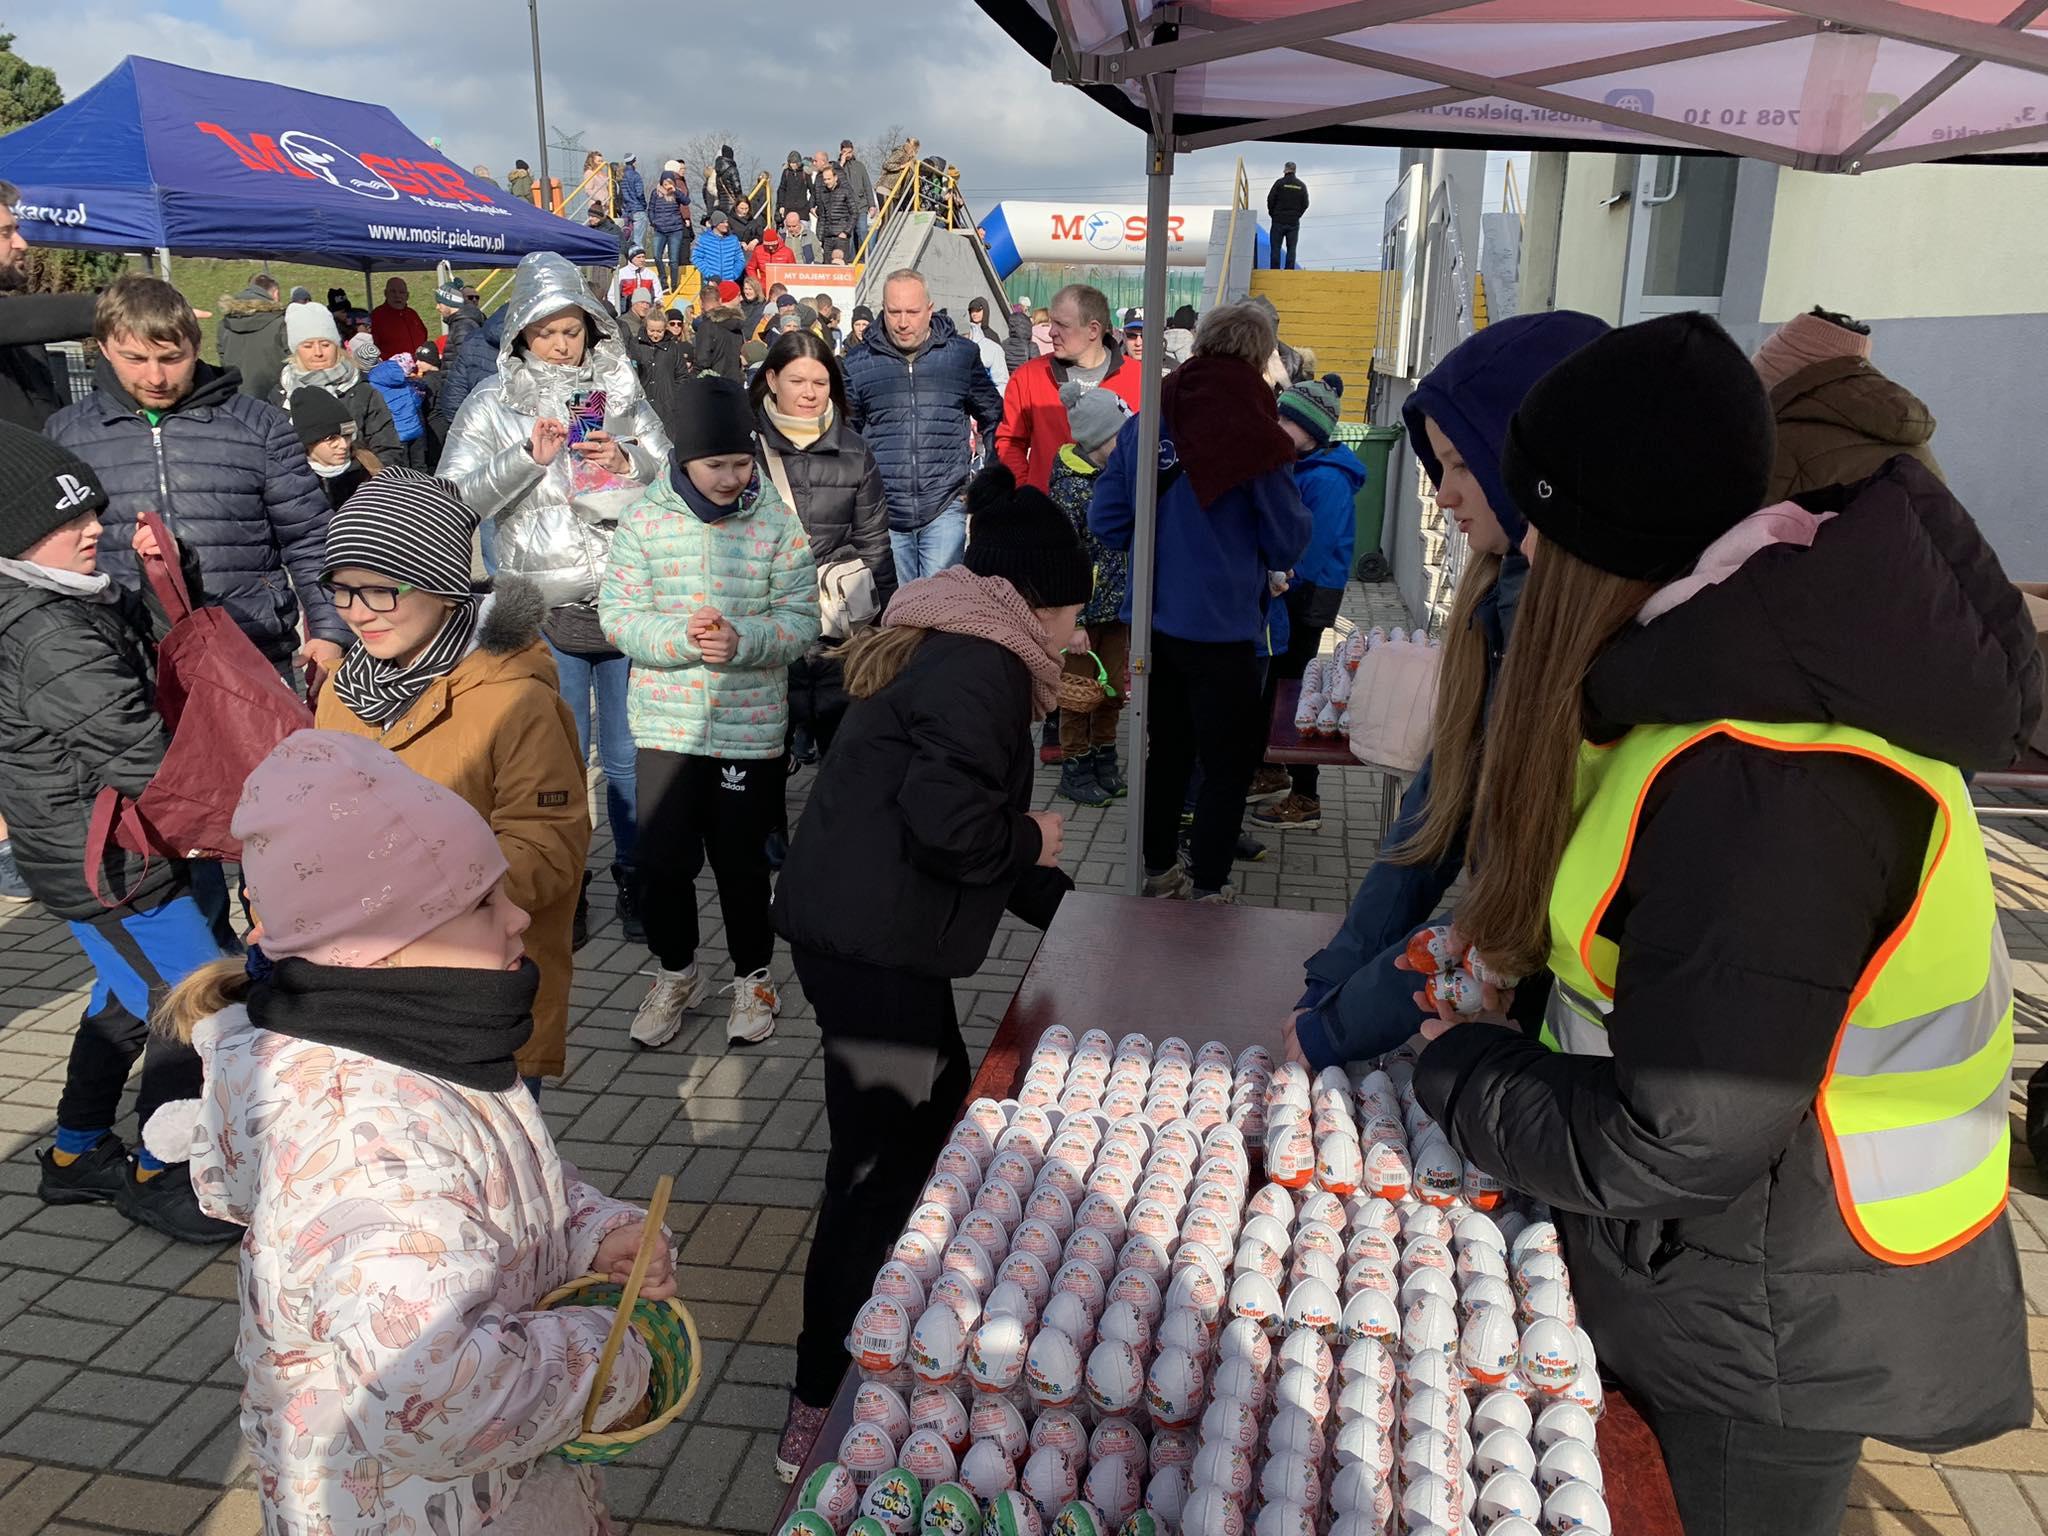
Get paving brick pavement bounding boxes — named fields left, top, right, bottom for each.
left=0, top=579, right=2043, bottom=1533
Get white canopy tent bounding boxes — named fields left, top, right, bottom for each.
left=971, top=0, right=2048, bottom=891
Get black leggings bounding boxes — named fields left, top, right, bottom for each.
left=634, top=750, right=784, bottom=975
left=790, top=946, right=970, bottom=1406
left=1143, top=633, right=1263, bottom=892
left=1646, top=1406, right=1864, bottom=1536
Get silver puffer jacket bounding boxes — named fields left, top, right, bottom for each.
left=440, top=252, right=672, bottom=608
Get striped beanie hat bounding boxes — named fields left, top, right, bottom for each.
left=321, top=468, right=478, bottom=597
left=1277, top=378, right=1341, bottom=450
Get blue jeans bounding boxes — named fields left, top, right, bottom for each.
left=889, top=500, right=968, bottom=584
left=547, top=640, right=638, bottom=866
left=651, top=229, right=688, bottom=291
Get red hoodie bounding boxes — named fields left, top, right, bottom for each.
left=996, top=343, right=1145, bottom=491
left=746, top=233, right=795, bottom=288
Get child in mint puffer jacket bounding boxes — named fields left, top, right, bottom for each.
left=599, top=376, right=818, bottom=1052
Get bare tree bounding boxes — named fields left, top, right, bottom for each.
left=682, top=134, right=772, bottom=211
left=862, top=124, right=911, bottom=175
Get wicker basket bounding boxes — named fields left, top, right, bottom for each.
left=540, top=1276, right=702, bottom=1464
left=1058, top=669, right=1108, bottom=713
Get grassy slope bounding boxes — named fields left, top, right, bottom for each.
left=167, top=256, right=495, bottom=364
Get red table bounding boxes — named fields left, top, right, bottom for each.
left=1267, top=678, right=1361, bottom=768
left=772, top=892, right=1680, bottom=1534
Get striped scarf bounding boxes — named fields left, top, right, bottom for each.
left=324, top=468, right=485, bottom=726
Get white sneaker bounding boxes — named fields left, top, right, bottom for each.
left=630, top=965, right=705, bottom=1049
left=1142, top=864, right=1193, bottom=900
left=723, top=967, right=780, bottom=1045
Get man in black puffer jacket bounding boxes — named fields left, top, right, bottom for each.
left=842, top=270, right=1003, bottom=582
left=47, top=276, right=345, bottom=682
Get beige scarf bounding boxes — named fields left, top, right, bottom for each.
left=883, top=566, right=1063, bottom=717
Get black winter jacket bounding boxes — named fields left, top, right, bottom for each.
left=774, top=630, right=1071, bottom=976
left=216, top=286, right=290, bottom=407
left=842, top=313, right=1005, bottom=531
left=281, top=369, right=401, bottom=463
left=437, top=304, right=505, bottom=432
left=0, top=573, right=179, bottom=919
left=813, top=182, right=857, bottom=244
left=0, top=291, right=94, bottom=430
left=776, top=166, right=814, bottom=222
left=47, top=359, right=345, bottom=665
left=756, top=409, right=897, bottom=606
left=1266, top=173, right=1309, bottom=222
left=1416, top=456, right=2038, bottom=1450
left=692, top=307, right=746, bottom=384
left=1003, top=309, right=1032, bottom=378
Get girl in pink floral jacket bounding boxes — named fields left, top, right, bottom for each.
left=155, top=730, right=675, bottom=1536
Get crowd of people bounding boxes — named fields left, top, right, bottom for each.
left=0, top=132, right=2035, bottom=1536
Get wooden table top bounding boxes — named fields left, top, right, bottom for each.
left=1268, top=678, right=1366, bottom=768
left=771, top=892, right=1680, bottom=1535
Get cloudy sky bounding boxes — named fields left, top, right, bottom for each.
left=14, top=0, right=1521, bottom=269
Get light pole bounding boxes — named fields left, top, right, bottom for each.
left=527, top=0, right=552, bottom=205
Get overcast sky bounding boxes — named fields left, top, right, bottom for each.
left=16, top=0, right=1522, bottom=270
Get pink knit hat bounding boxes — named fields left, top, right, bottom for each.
left=231, top=731, right=508, bottom=967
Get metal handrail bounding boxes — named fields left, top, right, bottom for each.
left=850, top=154, right=917, bottom=270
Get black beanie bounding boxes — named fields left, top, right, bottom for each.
left=0, top=422, right=107, bottom=559
left=669, top=376, right=757, bottom=464
left=962, top=465, right=1091, bottom=609
left=289, top=386, right=353, bottom=451
left=1502, top=312, right=1774, bottom=582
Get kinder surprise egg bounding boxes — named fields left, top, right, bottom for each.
left=1199, top=1391, right=1261, bottom=1453
left=895, top=1230, right=946, bottom=1286
left=1050, top=1501, right=1106, bottom=1536
left=1091, top=1416, right=1145, bottom=1464
left=960, top=1440, right=1018, bottom=1502
left=900, top=1428, right=960, bottom=1489
left=873, top=1260, right=928, bottom=1310
left=1178, top=1487, right=1244, bottom=1536
left=1363, top=1140, right=1411, bottom=1201
left=800, top=1462, right=862, bottom=1532
left=1339, top=1334, right=1396, bottom=1389
left=1021, top=1446, right=1079, bottom=1517
left=785, top=1515, right=840, bottom=1536
left=1277, top=1323, right=1335, bottom=1385
left=1534, top=1400, right=1600, bottom=1454
left=1042, top=1292, right=1096, bottom=1354
left=1144, top=1464, right=1190, bottom=1526
left=1510, top=1219, right=1562, bottom=1263
left=922, top=1484, right=984, bottom=1536
left=864, top=1468, right=926, bottom=1536
left=990, top=1490, right=1044, bottom=1536
left=1227, top=1270, right=1283, bottom=1333
left=1316, top=1133, right=1365, bottom=1197
left=840, top=1422, right=899, bottom=1485
left=1109, top=1267, right=1165, bottom=1323
left=1522, top=1278, right=1577, bottom=1327
left=1253, top=1502, right=1315, bottom=1536
left=911, top=1301, right=968, bottom=1386
left=1403, top=1293, right=1459, bottom=1359
left=1149, top=1427, right=1197, bottom=1472
left=1474, top=1427, right=1539, bottom=1483
left=911, top=1385, right=972, bottom=1453
left=1084, top=1338, right=1145, bottom=1415
left=1030, top=1416, right=1088, bottom=1461
left=1541, top=1480, right=1612, bottom=1535
left=1157, top=1305, right=1209, bottom=1360
left=1000, top=1251, right=1054, bottom=1311
left=1098, top=1299, right=1152, bottom=1355
left=1473, top=1388, right=1536, bottom=1440
left=984, top=1280, right=1038, bottom=1330
left=852, top=1295, right=913, bottom=1372
left=1216, top=1314, right=1274, bottom=1372
left=1266, top=1120, right=1316, bottom=1188
left=1478, top=1471, right=1544, bottom=1529
left=1212, top=1355, right=1266, bottom=1414
left=1284, top=1276, right=1342, bottom=1337
left=1260, top=1451, right=1322, bottom=1511
left=856, top=1379, right=915, bottom=1443
left=1399, top=1472, right=1462, bottom=1535
left=1461, top=1305, right=1522, bottom=1386
left=1026, top=1325, right=1083, bottom=1408
left=1536, top=1438, right=1606, bottom=1498
left=1462, top=1275, right=1518, bottom=1319
left=1086, top=1453, right=1144, bottom=1526
left=971, top=1393, right=1031, bottom=1460
left=1247, top=1184, right=1295, bottom=1224
left=1341, top=1286, right=1400, bottom=1345
left=1144, top=1345, right=1205, bottom=1427
left=1518, top=1318, right=1581, bottom=1395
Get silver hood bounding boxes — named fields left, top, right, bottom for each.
left=497, top=251, right=619, bottom=359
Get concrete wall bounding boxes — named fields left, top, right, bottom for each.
left=1759, top=165, right=2048, bottom=324
left=1551, top=153, right=1629, bottom=324
left=1517, top=152, right=1567, bottom=316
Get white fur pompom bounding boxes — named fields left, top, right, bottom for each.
left=142, top=1099, right=204, bottom=1167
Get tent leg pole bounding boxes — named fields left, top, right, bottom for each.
left=1124, top=76, right=1175, bottom=896
left=154, top=247, right=171, bottom=282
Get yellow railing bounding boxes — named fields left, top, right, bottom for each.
left=1217, top=156, right=1250, bottom=299
left=850, top=153, right=917, bottom=270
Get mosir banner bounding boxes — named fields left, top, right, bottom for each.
left=981, top=202, right=1237, bottom=272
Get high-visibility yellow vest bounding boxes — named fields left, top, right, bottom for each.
left=1543, top=718, right=2011, bottom=1266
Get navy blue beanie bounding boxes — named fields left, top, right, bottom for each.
left=1401, top=311, right=1610, bottom=547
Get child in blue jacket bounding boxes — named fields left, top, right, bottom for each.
left=1251, top=379, right=1364, bottom=833
left=346, top=334, right=427, bottom=468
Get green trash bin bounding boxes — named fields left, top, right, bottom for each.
left=1334, top=424, right=1403, bottom=582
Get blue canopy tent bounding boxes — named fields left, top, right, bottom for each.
left=0, top=56, right=612, bottom=271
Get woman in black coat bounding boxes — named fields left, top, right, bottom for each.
left=768, top=467, right=1088, bottom=1480
left=750, top=330, right=895, bottom=760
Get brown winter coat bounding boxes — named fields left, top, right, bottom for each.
left=1766, top=354, right=1943, bottom=501
left=314, top=577, right=589, bottom=1077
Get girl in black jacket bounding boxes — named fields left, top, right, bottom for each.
left=751, top=330, right=896, bottom=760
left=0, top=426, right=238, bottom=1248
left=768, top=466, right=1088, bottom=1478
left=1413, top=315, right=2034, bottom=1535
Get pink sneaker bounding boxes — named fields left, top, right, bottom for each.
left=775, top=1395, right=831, bottom=1483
